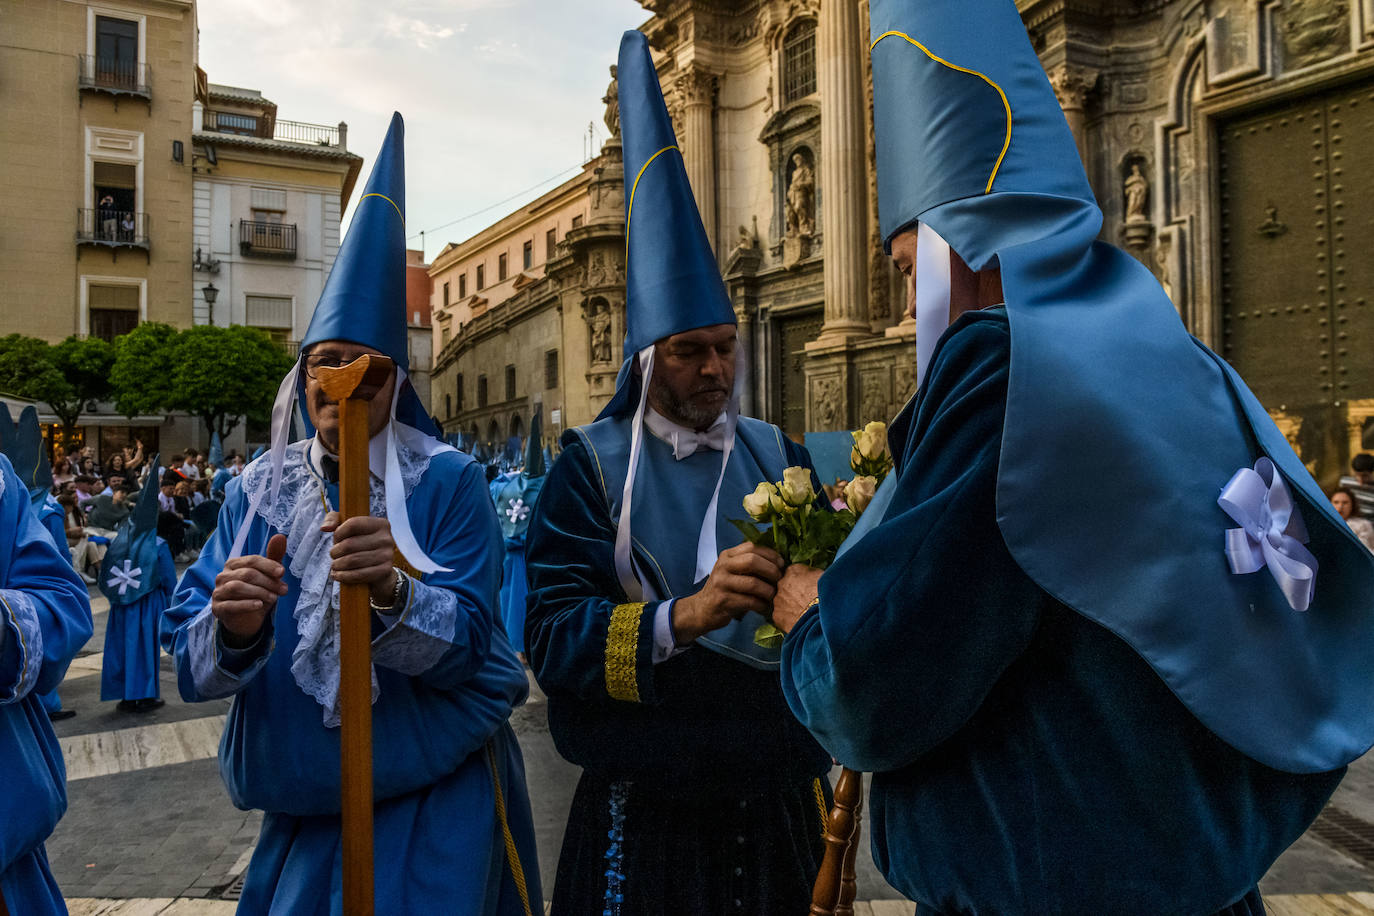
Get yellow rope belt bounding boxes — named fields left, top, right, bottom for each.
left=485, top=740, right=534, bottom=916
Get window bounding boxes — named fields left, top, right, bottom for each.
left=545, top=349, right=559, bottom=389
left=245, top=295, right=293, bottom=329
left=523, top=240, right=533, bottom=270
left=571, top=215, right=584, bottom=229
left=251, top=187, right=287, bottom=212
left=214, top=112, right=260, bottom=136
left=782, top=20, right=817, bottom=104
left=505, top=365, right=516, bottom=401
left=498, top=253, right=508, bottom=282
left=457, top=374, right=465, bottom=410
left=95, top=16, right=139, bottom=89
left=443, top=281, right=450, bottom=306
left=477, top=375, right=488, bottom=408
left=92, top=161, right=137, bottom=242
left=546, top=227, right=558, bottom=260
left=445, top=393, right=452, bottom=418
left=88, top=284, right=139, bottom=342
left=458, top=273, right=467, bottom=299
left=476, top=264, right=485, bottom=290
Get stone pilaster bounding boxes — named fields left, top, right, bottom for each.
left=1048, top=65, right=1099, bottom=167
left=812, top=0, right=871, bottom=345
left=676, top=66, right=718, bottom=252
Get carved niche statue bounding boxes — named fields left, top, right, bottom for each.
left=1124, top=164, right=1149, bottom=224
left=603, top=65, right=620, bottom=137
left=588, top=301, right=613, bottom=365
left=785, top=152, right=816, bottom=238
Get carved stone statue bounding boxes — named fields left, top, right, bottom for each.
left=1124, top=164, right=1149, bottom=224
left=603, top=65, right=620, bottom=137
left=589, top=302, right=613, bottom=364
left=785, top=152, right=815, bottom=238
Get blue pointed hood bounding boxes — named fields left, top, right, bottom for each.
left=523, top=407, right=546, bottom=479
left=870, top=0, right=1374, bottom=775
left=9, top=407, right=52, bottom=503
left=299, top=112, right=435, bottom=436
left=600, top=30, right=735, bottom=419
left=99, top=452, right=163, bottom=606
left=208, top=431, right=224, bottom=467
left=0, top=405, right=16, bottom=459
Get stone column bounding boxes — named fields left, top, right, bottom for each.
left=677, top=66, right=718, bottom=253
left=813, top=0, right=872, bottom=344
left=1048, top=66, right=1099, bottom=168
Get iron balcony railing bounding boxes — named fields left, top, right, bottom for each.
left=77, top=55, right=151, bottom=98
left=202, top=109, right=343, bottom=147
left=77, top=208, right=149, bottom=249
left=239, top=219, right=298, bottom=258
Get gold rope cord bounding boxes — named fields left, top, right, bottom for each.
left=485, top=740, right=534, bottom=916
left=814, top=777, right=830, bottom=837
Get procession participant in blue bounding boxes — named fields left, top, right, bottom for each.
left=494, top=408, right=546, bottom=661
left=99, top=452, right=171, bottom=713
left=161, top=113, right=540, bottom=916
left=0, top=451, right=95, bottom=914
left=771, top=1, right=1374, bottom=912
left=3, top=406, right=81, bottom=722
left=524, top=30, right=831, bottom=916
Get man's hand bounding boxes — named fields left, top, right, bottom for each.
left=322, top=512, right=398, bottom=606
left=212, top=534, right=288, bottom=648
left=771, top=564, right=822, bottom=635
left=672, top=543, right=784, bottom=645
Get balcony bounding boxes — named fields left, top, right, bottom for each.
left=77, top=55, right=150, bottom=103
left=77, top=209, right=148, bottom=255
left=202, top=110, right=345, bottom=148
left=239, top=220, right=297, bottom=259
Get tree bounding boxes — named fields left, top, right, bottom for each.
left=171, top=325, right=294, bottom=438
left=110, top=322, right=179, bottom=419
left=0, top=334, right=112, bottom=442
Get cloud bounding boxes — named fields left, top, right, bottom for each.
left=383, top=14, right=459, bottom=50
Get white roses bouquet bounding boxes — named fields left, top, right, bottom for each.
left=734, top=421, right=894, bottom=648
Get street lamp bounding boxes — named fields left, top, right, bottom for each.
left=202, top=283, right=219, bottom=324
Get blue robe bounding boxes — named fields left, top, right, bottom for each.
left=494, top=473, right=543, bottom=655
left=101, top=539, right=173, bottom=702
left=781, top=311, right=1341, bottom=915
left=33, top=497, right=72, bottom=717
left=525, top=416, right=832, bottom=913
left=161, top=445, right=541, bottom=915
left=0, top=455, right=94, bottom=914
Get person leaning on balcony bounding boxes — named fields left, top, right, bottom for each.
left=98, top=194, right=117, bottom=240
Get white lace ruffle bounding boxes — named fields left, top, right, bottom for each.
left=371, top=576, right=457, bottom=676
left=0, top=588, right=44, bottom=703
left=238, top=438, right=434, bottom=726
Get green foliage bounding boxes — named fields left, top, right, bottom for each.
left=0, top=334, right=113, bottom=432
left=110, top=322, right=179, bottom=419
left=170, top=325, right=293, bottom=438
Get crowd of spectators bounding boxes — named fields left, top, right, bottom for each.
left=47, top=440, right=248, bottom=582
left=1332, top=452, right=1374, bottom=553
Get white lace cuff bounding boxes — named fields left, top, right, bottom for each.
left=185, top=607, right=271, bottom=698
left=371, top=574, right=457, bottom=677
left=0, top=589, right=43, bottom=703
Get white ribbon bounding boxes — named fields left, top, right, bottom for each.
left=106, top=559, right=142, bottom=596
left=1217, top=457, right=1318, bottom=612
left=914, top=221, right=952, bottom=390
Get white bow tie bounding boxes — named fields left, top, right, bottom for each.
left=645, top=410, right=727, bottom=460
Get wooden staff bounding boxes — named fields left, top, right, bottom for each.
left=810, top=766, right=865, bottom=916
left=316, top=353, right=394, bottom=916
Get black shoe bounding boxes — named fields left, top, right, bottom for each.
left=47, top=709, right=77, bottom=722
left=116, top=699, right=138, bottom=713
left=132, top=697, right=165, bottom=713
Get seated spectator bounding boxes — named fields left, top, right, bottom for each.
left=156, top=469, right=187, bottom=558
left=73, top=475, right=100, bottom=509
left=58, top=491, right=103, bottom=583
left=52, top=456, right=75, bottom=488
left=172, top=477, right=203, bottom=557
left=87, top=482, right=133, bottom=532
left=107, top=454, right=126, bottom=478
left=121, top=439, right=145, bottom=475
left=1331, top=487, right=1374, bottom=552
left=78, top=455, right=99, bottom=477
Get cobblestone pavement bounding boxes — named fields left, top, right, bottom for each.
left=41, top=579, right=1374, bottom=911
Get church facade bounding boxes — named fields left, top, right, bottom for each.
left=431, top=0, right=1374, bottom=486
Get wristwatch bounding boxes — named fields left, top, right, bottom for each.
left=369, top=568, right=409, bottom=613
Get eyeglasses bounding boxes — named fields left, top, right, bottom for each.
left=303, top=354, right=352, bottom=379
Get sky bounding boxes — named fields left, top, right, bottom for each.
left=197, top=0, right=648, bottom=262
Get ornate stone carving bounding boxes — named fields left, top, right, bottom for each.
left=586, top=299, right=614, bottom=366
left=894, top=363, right=917, bottom=404
left=784, top=150, right=816, bottom=238
left=586, top=249, right=623, bottom=289
left=859, top=369, right=888, bottom=423
left=1281, top=0, right=1351, bottom=71
left=1047, top=65, right=1100, bottom=110
left=676, top=67, right=717, bottom=107
left=811, top=375, right=842, bottom=431
left=603, top=65, right=620, bottom=137
left=1124, top=164, right=1149, bottom=223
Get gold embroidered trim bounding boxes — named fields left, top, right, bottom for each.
left=870, top=30, right=1013, bottom=194
left=605, top=602, right=646, bottom=702
left=813, top=777, right=829, bottom=837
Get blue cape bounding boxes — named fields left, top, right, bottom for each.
left=99, top=452, right=165, bottom=606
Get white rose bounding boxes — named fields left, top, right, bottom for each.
left=743, top=482, right=778, bottom=521
left=844, top=475, right=877, bottom=515
left=858, top=421, right=889, bottom=461
left=779, top=466, right=815, bottom=507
